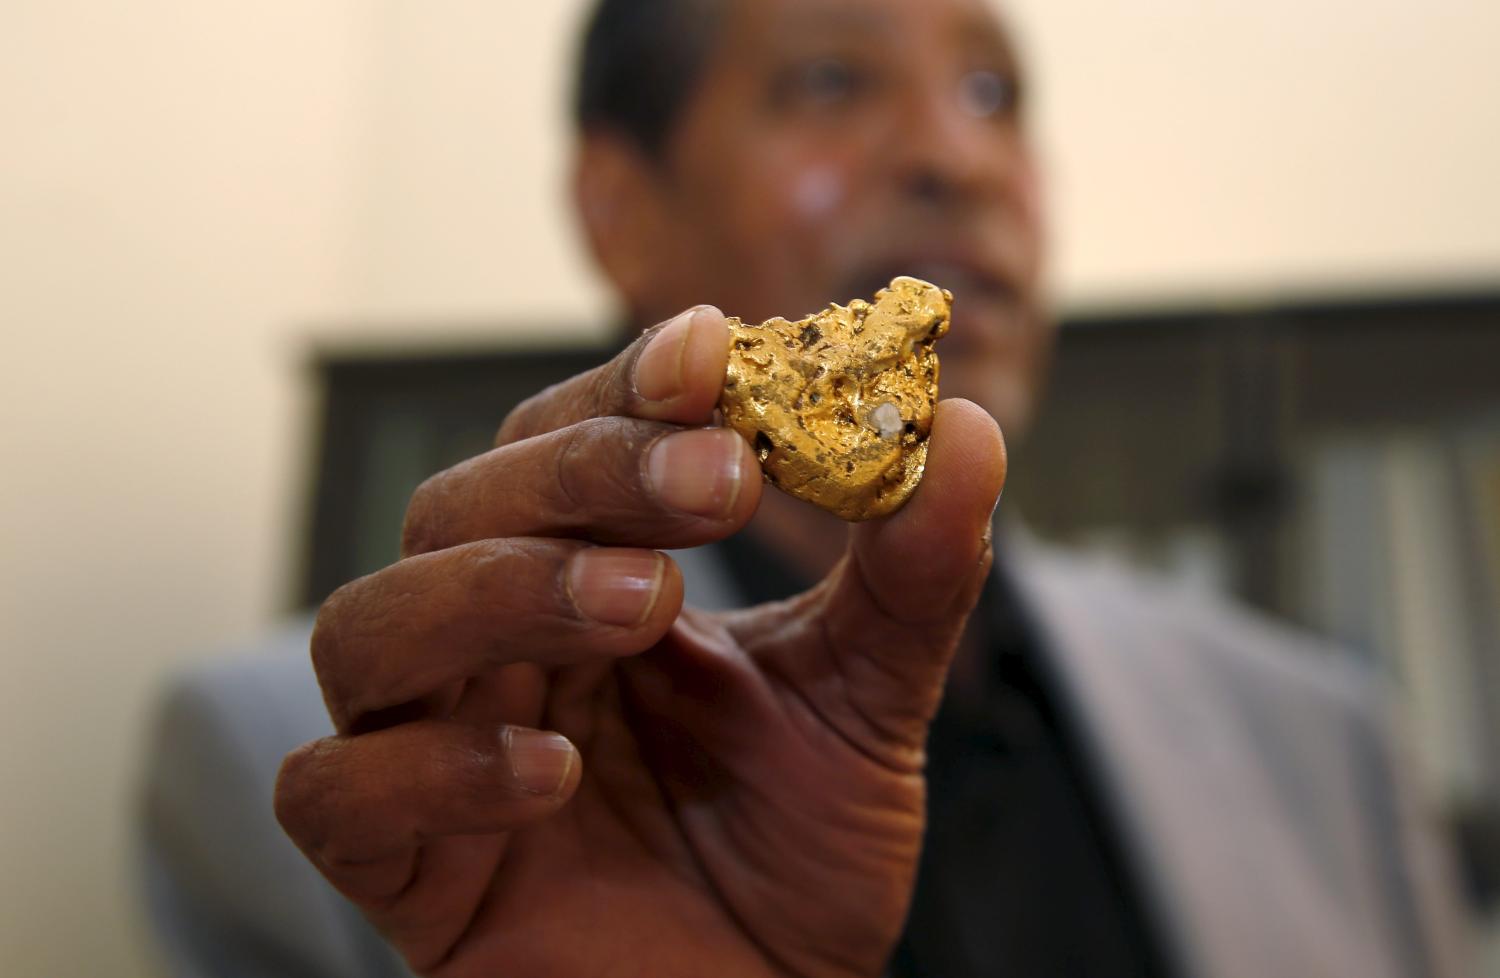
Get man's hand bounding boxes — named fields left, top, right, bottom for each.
left=273, top=306, right=1007, bottom=978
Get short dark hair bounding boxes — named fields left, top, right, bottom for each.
left=573, top=0, right=725, bottom=157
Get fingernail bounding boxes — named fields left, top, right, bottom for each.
left=504, top=726, right=576, bottom=796
left=635, top=308, right=699, bottom=402
left=565, top=548, right=664, bottom=627
left=645, top=429, right=744, bottom=519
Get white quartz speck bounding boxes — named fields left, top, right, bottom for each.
left=870, top=402, right=903, bottom=440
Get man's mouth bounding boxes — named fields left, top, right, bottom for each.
left=849, top=258, right=1004, bottom=297
left=843, top=256, right=1020, bottom=357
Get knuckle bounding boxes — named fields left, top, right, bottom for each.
left=273, top=739, right=338, bottom=845
left=452, top=538, right=526, bottom=604
left=593, top=354, right=634, bottom=414
left=309, top=586, right=352, bottom=681
left=495, top=389, right=546, bottom=446
left=309, top=579, right=376, bottom=728
left=547, top=417, right=664, bottom=522
left=548, top=421, right=599, bottom=517
left=458, top=539, right=584, bottom=639
left=495, top=352, right=628, bottom=448
left=399, top=470, right=447, bottom=557
left=435, top=731, right=505, bottom=802
left=495, top=337, right=645, bottom=448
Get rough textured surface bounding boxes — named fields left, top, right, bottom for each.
left=719, top=276, right=951, bottom=521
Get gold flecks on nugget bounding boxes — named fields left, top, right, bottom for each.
left=719, top=276, right=951, bottom=522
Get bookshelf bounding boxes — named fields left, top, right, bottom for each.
left=1006, top=291, right=1500, bottom=919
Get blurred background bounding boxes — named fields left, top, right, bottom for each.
left=3, top=0, right=1499, bottom=974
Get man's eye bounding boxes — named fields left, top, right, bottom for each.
left=958, top=69, right=1020, bottom=119
left=774, top=58, right=870, bottom=109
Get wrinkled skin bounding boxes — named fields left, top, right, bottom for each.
left=276, top=311, right=1004, bottom=976
left=275, top=0, right=1036, bottom=974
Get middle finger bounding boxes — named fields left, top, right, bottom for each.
left=313, top=538, right=685, bottom=733
left=401, top=416, right=761, bottom=557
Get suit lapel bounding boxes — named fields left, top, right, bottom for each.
left=1009, top=543, right=1411, bottom=978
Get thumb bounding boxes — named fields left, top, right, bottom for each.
left=821, top=398, right=1006, bottom=760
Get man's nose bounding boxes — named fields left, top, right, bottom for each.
left=885, top=79, right=1022, bottom=211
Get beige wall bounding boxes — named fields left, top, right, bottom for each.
left=1, top=1, right=1497, bottom=975
left=1011, top=0, right=1500, bottom=307
left=341, top=0, right=610, bottom=331
left=2, top=3, right=362, bottom=974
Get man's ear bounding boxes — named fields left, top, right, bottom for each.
left=572, top=131, right=674, bottom=312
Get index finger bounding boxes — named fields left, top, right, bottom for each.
left=496, top=305, right=730, bottom=447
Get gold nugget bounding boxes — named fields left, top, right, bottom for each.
left=719, top=276, right=951, bottom=521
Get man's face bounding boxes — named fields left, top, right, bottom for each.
left=615, top=0, right=1050, bottom=435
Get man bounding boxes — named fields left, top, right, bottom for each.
left=142, top=1, right=1472, bottom=976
